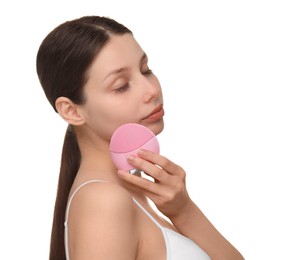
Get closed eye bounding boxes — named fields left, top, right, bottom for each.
left=115, top=83, right=129, bottom=93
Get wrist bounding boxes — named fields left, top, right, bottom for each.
left=169, top=198, right=197, bottom=225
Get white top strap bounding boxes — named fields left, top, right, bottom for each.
left=64, top=179, right=106, bottom=260
left=132, top=197, right=163, bottom=230
left=64, top=179, right=164, bottom=260
left=65, top=179, right=106, bottom=224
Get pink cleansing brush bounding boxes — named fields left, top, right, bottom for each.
left=109, top=123, right=160, bottom=173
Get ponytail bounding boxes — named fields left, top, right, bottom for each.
left=49, top=125, right=81, bottom=260
left=36, top=16, right=133, bottom=259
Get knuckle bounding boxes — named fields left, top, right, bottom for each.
left=162, top=159, right=172, bottom=169
left=136, top=159, right=145, bottom=168
left=153, top=168, right=162, bottom=179
left=177, top=166, right=186, bottom=180
left=180, top=170, right=186, bottom=180
left=164, top=190, right=176, bottom=202
left=141, top=179, right=151, bottom=190
left=172, top=177, right=185, bottom=193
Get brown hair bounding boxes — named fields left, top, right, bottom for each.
left=36, top=16, right=131, bottom=259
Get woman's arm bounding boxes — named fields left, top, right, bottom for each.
left=118, top=149, right=244, bottom=260
left=169, top=198, right=244, bottom=260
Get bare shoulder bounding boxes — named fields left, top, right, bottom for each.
left=68, top=181, right=136, bottom=226
left=67, top=181, right=138, bottom=259
left=69, top=181, right=134, bottom=212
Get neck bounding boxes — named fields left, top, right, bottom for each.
left=77, top=134, right=119, bottom=181
left=73, top=127, right=147, bottom=202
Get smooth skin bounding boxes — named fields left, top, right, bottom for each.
left=56, top=34, right=244, bottom=260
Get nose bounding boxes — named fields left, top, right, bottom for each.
left=141, top=75, right=162, bottom=103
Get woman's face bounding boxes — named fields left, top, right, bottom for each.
left=78, top=33, right=164, bottom=142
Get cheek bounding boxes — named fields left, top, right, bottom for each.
left=83, top=89, right=144, bottom=139
left=87, top=102, right=138, bottom=139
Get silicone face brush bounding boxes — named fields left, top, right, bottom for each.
left=109, top=123, right=160, bottom=173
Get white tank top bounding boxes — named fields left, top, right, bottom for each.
left=64, top=180, right=211, bottom=260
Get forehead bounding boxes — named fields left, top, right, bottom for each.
left=86, top=34, right=144, bottom=81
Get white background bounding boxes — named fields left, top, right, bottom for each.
left=1, top=0, right=286, bottom=259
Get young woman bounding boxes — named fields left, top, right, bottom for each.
left=36, top=16, right=244, bottom=260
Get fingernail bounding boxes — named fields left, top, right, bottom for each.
left=137, top=149, right=145, bottom=156
left=127, top=154, right=135, bottom=161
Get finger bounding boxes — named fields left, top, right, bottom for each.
left=117, top=169, right=160, bottom=194
left=118, top=170, right=171, bottom=208
left=137, top=149, right=181, bottom=176
left=127, top=155, right=167, bottom=182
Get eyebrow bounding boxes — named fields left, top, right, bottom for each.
left=103, top=53, right=148, bottom=81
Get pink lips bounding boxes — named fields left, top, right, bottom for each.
left=143, top=105, right=164, bottom=122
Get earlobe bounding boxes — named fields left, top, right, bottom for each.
left=55, top=97, right=85, bottom=125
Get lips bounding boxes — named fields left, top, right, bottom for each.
left=142, top=105, right=164, bottom=122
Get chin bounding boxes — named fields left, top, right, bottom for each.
left=145, top=119, right=164, bottom=136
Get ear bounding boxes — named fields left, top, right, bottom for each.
left=55, top=97, right=85, bottom=126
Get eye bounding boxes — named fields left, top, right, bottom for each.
left=115, top=83, right=129, bottom=93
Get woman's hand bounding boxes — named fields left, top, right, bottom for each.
left=118, top=149, right=245, bottom=259
left=117, top=149, right=192, bottom=219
